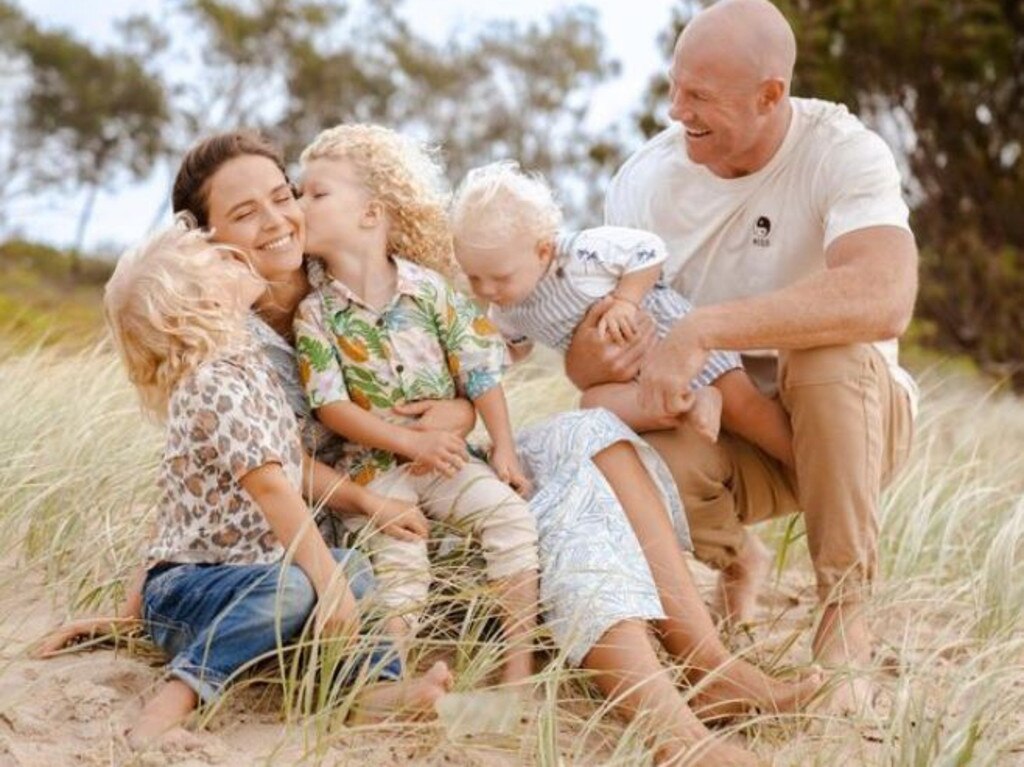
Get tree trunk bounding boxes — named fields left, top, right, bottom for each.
left=71, top=183, right=100, bottom=280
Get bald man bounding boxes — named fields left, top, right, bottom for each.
left=567, top=0, right=917, bottom=703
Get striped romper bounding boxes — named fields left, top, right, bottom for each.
left=492, top=225, right=741, bottom=389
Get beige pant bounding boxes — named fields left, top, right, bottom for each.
left=644, top=344, right=914, bottom=604
left=346, top=458, right=539, bottom=619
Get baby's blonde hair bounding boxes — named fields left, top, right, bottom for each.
left=104, top=222, right=257, bottom=421
left=300, top=124, right=454, bottom=276
left=451, top=161, right=563, bottom=251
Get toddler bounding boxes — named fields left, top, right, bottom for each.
left=293, top=125, right=540, bottom=685
left=451, top=161, right=793, bottom=465
left=37, top=222, right=451, bottom=747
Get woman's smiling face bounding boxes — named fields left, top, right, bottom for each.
left=204, top=154, right=306, bottom=283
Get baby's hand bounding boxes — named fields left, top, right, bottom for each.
left=490, top=444, right=532, bottom=498
left=596, top=298, right=640, bottom=344
left=685, top=386, right=723, bottom=443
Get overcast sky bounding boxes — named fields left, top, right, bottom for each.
left=13, top=0, right=678, bottom=252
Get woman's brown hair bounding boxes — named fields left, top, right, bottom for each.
left=172, top=130, right=288, bottom=227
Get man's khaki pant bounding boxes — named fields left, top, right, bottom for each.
left=644, top=344, right=914, bottom=604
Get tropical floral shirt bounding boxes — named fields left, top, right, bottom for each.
left=293, top=257, right=506, bottom=485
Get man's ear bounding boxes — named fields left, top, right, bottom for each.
left=758, top=78, right=786, bottom=113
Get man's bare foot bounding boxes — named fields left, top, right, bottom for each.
left=714, top=533, right=772, bottom=626
left=126, top=680, right=198, bottom=750
left=812, top=600, right=876, bottom=714
left=687, top=386, right=723, bottom=443
left=349, top=660, right=453, bottom=724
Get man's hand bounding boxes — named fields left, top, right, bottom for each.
left=489, top=443, right=532, bottom=498
left=393, top=399, right=476, bottom=438
left=362, top=494, right=430, bottom=542
left=565, top=296, right=657, bottom=389
left=638, top=318, right=711, bottom=415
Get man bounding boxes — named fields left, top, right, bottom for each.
left=566, top=0, right=917, bottom=707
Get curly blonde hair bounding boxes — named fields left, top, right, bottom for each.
left=300, top=124, right=455, bottom=276
left=450, top=160, right=563, bottom=251
left=104, top=222, right=257, bottom=421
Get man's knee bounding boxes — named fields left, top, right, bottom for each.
left=643, top=420, right=731, bottom=498
left=779, top=344, right=878, bottom=391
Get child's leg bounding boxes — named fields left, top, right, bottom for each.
left=416, top=461, right=540, bottom=685
left=580, top=382, right=681, bottom=433
left=687, top=385, right=723, bottom=443
left=136, top=549, right=382, bottom=745
left=361, top=470, right=433, bottom=634
left=591, top=441, right=821, bottom=715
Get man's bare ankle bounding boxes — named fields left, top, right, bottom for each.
left=813, top=599, right=872, bottom=666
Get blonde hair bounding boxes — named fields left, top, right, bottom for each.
left=300, top=124, right=454, bottom=276
left=451, top=161, right=563, bottom=250
left=104, top=222, right=258, bottom=420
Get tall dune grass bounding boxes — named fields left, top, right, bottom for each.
left=2, top=338, right=1023, bottom=765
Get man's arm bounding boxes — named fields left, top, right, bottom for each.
left=639, top=226, right=918, bottom=413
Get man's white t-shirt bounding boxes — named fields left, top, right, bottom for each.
left=605, top=97, right=918, bottom=414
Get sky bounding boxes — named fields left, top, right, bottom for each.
left=11, top=0, right=679, bottom=252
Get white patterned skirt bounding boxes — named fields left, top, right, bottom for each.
left=516, top=408, right=692, bottom=665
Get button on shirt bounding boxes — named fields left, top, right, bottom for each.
left=293, top=257, right=506, bottom=485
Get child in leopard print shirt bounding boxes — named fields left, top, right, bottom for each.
left=35, top=222, right=451, bottom=748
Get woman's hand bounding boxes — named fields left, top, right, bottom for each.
left=565, top=296, right=658, bottom=389
left=393, top=398, right=476, bottom=438
left=361, top=493, right=430, bottom=541
left=489, top=443, right=532, bottom=498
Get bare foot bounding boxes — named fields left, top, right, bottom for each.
left=661, top=736, right=763, bottom=767
left=687, top=386, right=723, bottom=443
left=126, top=680, right=199, bottom=750
left=349, top=661, right=453, bottom=724
left=713, top=533, right=772, bottom=626
left=691, top=661, right=823, bottom=723
left=812, top=601, right=876, bottom=714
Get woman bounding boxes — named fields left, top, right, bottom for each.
left=48, top=130, right=817, bottom=766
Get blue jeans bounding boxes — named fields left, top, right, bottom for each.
left=142, top=548, right=402, bottom=703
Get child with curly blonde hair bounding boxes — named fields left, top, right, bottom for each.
left=294, top=124, right=540, bottom=685
left=37, top=221, right=452, bottom=748
left=451, top=161, right=795, bottom=467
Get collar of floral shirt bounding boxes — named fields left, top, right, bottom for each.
left=319, top=256, right=430, bottom=313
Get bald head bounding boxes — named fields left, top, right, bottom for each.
left=676, top=0, right=796, bottom=91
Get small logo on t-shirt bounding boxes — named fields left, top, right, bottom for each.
left=753, top=216, right=772, bottom=247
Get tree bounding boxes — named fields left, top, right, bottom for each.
left=279, top=0, right=621, bottom=222
left=15, top=17, right=169, bottom=274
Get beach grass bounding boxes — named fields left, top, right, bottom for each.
left=1, top=336, right=1023, bottom=765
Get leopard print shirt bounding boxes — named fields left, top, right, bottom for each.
left=145, top=350, right=305, bottom=567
